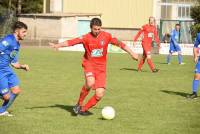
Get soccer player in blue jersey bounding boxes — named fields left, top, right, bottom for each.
left=0, top=21, right=30, bottom=116
left=187, top=32, right=200, bottom=99
left=166, top=24, right=185, bottom=65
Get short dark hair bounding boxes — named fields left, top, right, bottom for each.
left=175, top=24, right=180, bottom=27
left=12, top=21, right=28, bottom=31
left=90, top=18, right=102, bottom=28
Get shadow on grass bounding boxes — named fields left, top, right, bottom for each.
left=155, top=62, right=168, bottom=65
left=120, top=68, right=148, bottom=72
left=160, top=90, right=189, bottom=97
left=26, top=104, right=77, bottom=116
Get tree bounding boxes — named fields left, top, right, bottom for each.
left=191, top=0, right=200, bottom=40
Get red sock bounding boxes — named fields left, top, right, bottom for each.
left=147, top=59, right=155, bottom=71
left=81, top=95, right=100, bottom=112
left=77, top=86, right=89, bottom=106
left=138, top=57, right=146, bottom=70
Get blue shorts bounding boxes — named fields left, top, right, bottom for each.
left=169, top=43, right=181, bottom=53
left=0, top=73, right=19, bottom=96
left=195, top=60, right=200, bottom=74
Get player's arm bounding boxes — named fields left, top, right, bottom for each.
left=10, top=54, right=29, bottom=71
left=153, top=28, right=160, bottom=48
left=110, top=38, right=138, bottom=61
left=49, top=37, right=83, bottom=49
left=11, top=62, right=30, bottom=71
left=133, top=27, right=144, bottom=44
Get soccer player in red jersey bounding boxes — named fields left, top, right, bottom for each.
left=133, top=16, right=160, bottom=73
left=49, top=18, right=138, bottom=116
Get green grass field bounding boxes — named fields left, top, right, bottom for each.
left=0, top=47, right=200, bottom=134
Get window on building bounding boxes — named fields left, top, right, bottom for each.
left=178, top=6, right=191, bottom=19
left=161, top=5, right=172, bottom=19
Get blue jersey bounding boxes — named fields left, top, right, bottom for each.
left=169, top=29, right=181, bottom=53
left=0, top=34, right=20, bottom=79
left=170, top=29, right=180, bottom=45
left=194, top=33, right=200, bottom=74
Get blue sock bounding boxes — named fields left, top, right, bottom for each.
left=0, top=93, right=18, bottom=113
left=167, top=54, right=171, bottom=63
left=192, top=80, right=199, bottom=94
left=178, top=54, right=183, bottom=64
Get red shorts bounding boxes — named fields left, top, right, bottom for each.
left=82, top=62, right=106, bottom=89
left=142, top=43, right=152, bottom=55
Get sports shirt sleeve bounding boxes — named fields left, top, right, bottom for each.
left=109, top=35, right=125, bottom=49
left=67, top=36, right=84, bottom=46
left=153, top=28, right=160, bottom=44
left=0, top=37, right=11, bottom=52
left=133, top=26, right=144, bottom=42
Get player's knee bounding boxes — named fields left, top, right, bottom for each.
left=95, top=88, right=105, bottom=100
left=147, top=55, right=151, bottom=59
left=3, top=93, right=10, bottom=101
left=86, top=82, right=95, bottom=89
left=194, top=74, right=200, bottom=80
left=12, top=87, right=21, bottom=95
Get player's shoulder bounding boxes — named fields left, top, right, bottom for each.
left=101, top=31, right=111, bottom=36
left=0, top=34, right=15, bottom=46
left=142, top=24, right=149, bottom=28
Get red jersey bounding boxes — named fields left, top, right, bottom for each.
left=134, top=24, right=160, bottom=44
left=67, top=31, right=125, bottom=67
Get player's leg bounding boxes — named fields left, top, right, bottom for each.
left=78, top=69, right=106, bottom=115
left=144, top=46, right=159, bottom=72
left=167, top=43, right=175, bottom=64
left=137, top=51, right=146, bottom=71
left=73, top=72, right=95, bottom=114
left=0, top=77, right=10, bottom=114
left=187, top=62, right=200, bottom=99
left=177, top=50, right=184, bottom=65
left=167, top=52, right=172, bottom=64
left=77, top=72, right=95, bottom=106
left=80, top=87, right=105, bottom=113
left=1, top=74, right=21, bottom=114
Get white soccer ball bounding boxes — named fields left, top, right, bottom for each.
left=101, top=106, right=115, bottom=120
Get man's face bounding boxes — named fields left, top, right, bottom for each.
left=15, top=28, right=27, bottom=40
left=175, top=25, right=180, bottom=31
left=149, top=17, right=155, bottom=25
left=91, top=25, right=101, bottom=37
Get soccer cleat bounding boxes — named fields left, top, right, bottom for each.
left=0, top=111, right=13, bottom=117
left=78, top=110, right=93, bottom=116
left=187, top=93, right=198, bottom=99
left=152, top=69, right=160, bottom=73
left=73, top=104, right=81, bottom=115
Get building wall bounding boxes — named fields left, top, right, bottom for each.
left=62, top=0, right=154, bottom=29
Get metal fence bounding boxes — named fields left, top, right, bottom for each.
left=159, top=19, right=195, bottom=44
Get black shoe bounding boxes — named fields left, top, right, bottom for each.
left=73, top=104, right=81, bottom=115
left=78, top=110, right=93, bottom=116
left=187, top=93, right=198, bottom=99
left=152, top=69, right=160, bottom=73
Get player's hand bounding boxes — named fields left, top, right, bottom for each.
left=21, top=64, right=30, bottom=71
left=49, top=42, right=60, bottom=50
